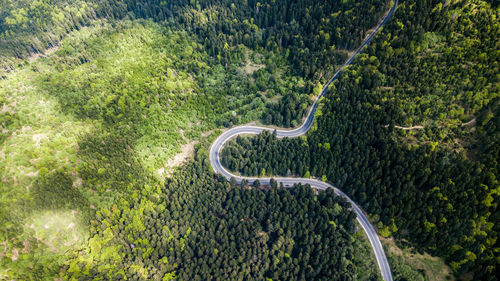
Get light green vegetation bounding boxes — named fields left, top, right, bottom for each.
left=0, top=0, right=101, bottom=76
left=352, top=227, right=382, bottom=280
left=0, top=209, right=89, bottom=278
left=43, top=19, right=207, bottom=174
left=362, top=0, right=499, bottom=146
left=382, top=238, right=454, bottom=281
left=0, top=18, right=306, bottom=279
left=2, top=0, right=495, bottom=279
left=0, top=67, right=95, bottom=278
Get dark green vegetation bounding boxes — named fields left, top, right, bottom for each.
left=0, top=0, right=396, bottom=280
left=0, top=19, right=312, bottom=279
left=1, top=0, right=498, bottom=280
left=1, top=0, right=388, bottom=77
left=222, top=0, right=499, bottom=279
left=1, top=0, right=389, bottom=127
left=68, top=155, right=377, bottom=280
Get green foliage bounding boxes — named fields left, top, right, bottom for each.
left=221, top=131, right=310, bottom=177
left=221, top=0, right=499, bottom=279
left=1, top=6, right=381, bottom=276
left=1, top=0, right=390, bottom=128
left=0, top=0, right=105, bottom=76
left=352, top=231, right=382, bottom=281
left=378, top=222, right=392, bottom=238
left=364, top=0, right=499, bottom=133
left=163, top=272, right=176, bottom=281
left=60, top=154, right=365, bottom=280
left=32, top=170, right=88, bottom=210
left=0, top=17, right=262, bottom=279
left=157, top=159, right=362, bottom=280
left=382, top=238, right=455, bottom=281
left=389, top=255, right=426, bottom=281
left=1, top=0, right=497, bottom=280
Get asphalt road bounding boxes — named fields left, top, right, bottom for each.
left=209, top=1, right=398, bottom=280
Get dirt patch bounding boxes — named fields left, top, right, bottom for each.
left=29, top=157, right=41, bottom=164
left=10, top=248, right=19, bottom=261
left=0, top=241, right=8, bottom=258
left=21, top=126, right=32, bottom=133
left=26, top=170, right=39, bottom=178
left=461, top=118, right=476, bottom=127
left=394, top=125, right=424, bottom=130
left=158, top=140, right=198, bottom=177
left=28, top=45, right=60, bottom=63
left=0, top=104, right=14, bottom=114
left=157, top=129, right=215, bottom=177
left=385, top=124, right=424, bottom=130
left=32, top=133, right=48, bottom=147
left=244, top=62, right=265, bottom=76
left=72, top=177, right=83, bottom=189
left=242, top=50, right=265, bottom=76
left=201, top=129, right=215, bottom=137
left=21, top=240, right=32, bottom=254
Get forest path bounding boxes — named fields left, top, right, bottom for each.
left=385, top=124, right=425, bottom=130
left=209, top=1, right=399, bottom=280
left=385, top=116, right=477, bottom=130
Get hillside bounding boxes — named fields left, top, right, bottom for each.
left=222, top=0, right=499, bottom=279
left=1, top=0, right=391, bottom=280
left=1, top=0, right=498, bottom=280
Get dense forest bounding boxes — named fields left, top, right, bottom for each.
left=66, top=155, right=378, bottom=281
left=0, top=0, right=399, bottom=280
left=0, top=0, right=498, bottom=280
left=0, top=0, right=389, bottom=127
left=1, top=0, right=388, bottom=78
left=4, top=140, right=385, bottom=280
left=222, top=0, right=500, bottom=279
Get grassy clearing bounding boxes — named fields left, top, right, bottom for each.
left=381, top=237, right=454, bottom=281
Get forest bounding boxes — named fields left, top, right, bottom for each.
left=0, top=0, right=394, bottom=280
left=0, top=0, right=389, bottom=128
left=65, top=155, right=379, bottom=280
left=222, top=0, right=499, bottom=279
left=0, top=0, right=498, bottom=280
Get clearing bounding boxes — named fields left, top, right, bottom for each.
left=382, top=237, right=454, bottom=281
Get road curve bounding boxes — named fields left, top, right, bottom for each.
left=209, top=1, right=398, bottom=280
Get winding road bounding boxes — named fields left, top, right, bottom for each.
left=209, top=1, right=398, bottom=280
